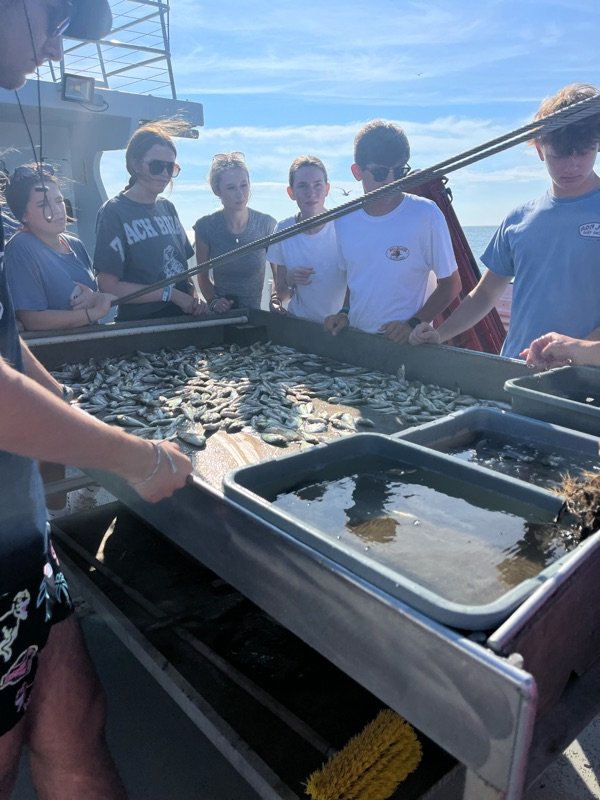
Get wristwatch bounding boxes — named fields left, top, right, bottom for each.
left=407, top=316, right=422, bottom=329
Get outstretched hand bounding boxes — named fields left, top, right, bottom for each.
left=521, top=332, right=586, bottom=369
left=125, top=439, right=192, bottom=503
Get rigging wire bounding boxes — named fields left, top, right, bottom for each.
left=15, top=0, right=53, bottom=221
left=113, top=92, right=600, bottom=307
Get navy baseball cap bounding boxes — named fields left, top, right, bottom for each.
left=65, top=0, right=113, bottom=41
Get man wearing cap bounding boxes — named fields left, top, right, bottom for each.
left=0, top=3, right=193, bottom=797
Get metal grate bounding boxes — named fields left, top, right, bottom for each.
left=38, top=0, right=177, bottom=99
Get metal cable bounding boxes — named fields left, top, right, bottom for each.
left=112, top=93, right=600, bottom=307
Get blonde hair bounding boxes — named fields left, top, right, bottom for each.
left=208, top=153, right=249, bottom=195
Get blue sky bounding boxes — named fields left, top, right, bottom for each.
left=100, top=0, right=600, bottom=231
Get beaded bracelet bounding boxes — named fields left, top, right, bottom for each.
left=131, top=442, right=162, bottom=487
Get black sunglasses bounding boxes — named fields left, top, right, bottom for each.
left=145, top=160, right=181, bottom=178
left=47, top=2, right=72, bottom=38
left=366, top=164, right=411, bottom=182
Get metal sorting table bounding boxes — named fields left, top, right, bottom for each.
left=30, top=312, right=600, bottom=800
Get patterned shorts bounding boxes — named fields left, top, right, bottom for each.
left=0, top=540, right=72, bottom=736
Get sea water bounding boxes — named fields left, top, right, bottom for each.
left=441, top=434, right=600, bottom=491
left=271, top=456, right=576, bottom=605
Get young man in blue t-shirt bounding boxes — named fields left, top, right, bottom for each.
left=410, top=83, right=600, bottom=359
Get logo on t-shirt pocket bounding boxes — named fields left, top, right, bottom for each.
left=386, top=245, right=409, bottom=261
left=579, top=223, right=600, bottom=238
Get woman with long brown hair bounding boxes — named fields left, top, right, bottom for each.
left=95, top=120, right=206, bottom=320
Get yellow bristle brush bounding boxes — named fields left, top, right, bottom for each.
left=304, top=708, right=423, bottom=800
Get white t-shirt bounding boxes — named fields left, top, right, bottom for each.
left=267, top=217, right=346, bottom=323
left=334, top=193, right=457, bottom=333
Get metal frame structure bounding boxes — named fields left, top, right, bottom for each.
left=29, top=312, right=600, bottom=799
left=40, top=0, right=177, bottom=99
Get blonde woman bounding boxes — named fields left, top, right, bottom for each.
left=194, top=152, right=276, bottom=312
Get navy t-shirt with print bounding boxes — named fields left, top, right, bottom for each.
left=94, top=193, right=194, bottom=321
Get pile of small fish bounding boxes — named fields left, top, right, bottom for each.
left=53, top=341, right=494, bottom=450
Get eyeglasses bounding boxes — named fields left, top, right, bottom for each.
left=144, top=160, right=181, bottom=177
left=11, top=163, right=55, bottom=182
left=212, top=152, right=245, bottom=162
left=365, top=164, right=411, bottom=182
left=47, top=2, right=72, bottom=39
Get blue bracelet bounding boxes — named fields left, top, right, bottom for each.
left=161, top=286, right=172, bottom=303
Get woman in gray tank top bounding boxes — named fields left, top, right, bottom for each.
left=194, top=153, right=276, bottom=313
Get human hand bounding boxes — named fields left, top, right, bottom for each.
left=70, top=282, right=95, bottom=308
left=409, top=322, right=441, bottom=346
left=379, top=320, right=411, bottom=344
left=125, top=439, right=192, bottom=503
left=269, top=292, right=287, bottom=314
left=208, top=296, right=234, bottom=314
left=174, top=291, right=209, bottom=316
left=324, top=312, right=349, bottom=336
left=521, top=332, right=582, bottom=369
left=86, top=291, right=115, bottom=322
left=289, top=266, right=315, bottom=285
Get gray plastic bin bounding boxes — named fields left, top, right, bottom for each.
left=394, top=407, right=600, bottom=489
left=223, top=434, right=577, bottom=631
left=504, top=366, right=600, bottom=435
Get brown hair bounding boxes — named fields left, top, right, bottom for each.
left=532, top=83, right=600, bottom=156
left=288, top=155, right=328, bottom=187
left=124, top=118, right=185, bottom=190
left=354, top=119, right=410, bottom=168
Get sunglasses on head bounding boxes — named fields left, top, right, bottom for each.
left=212, top=152, right=245, bottom=163
left=144, top=160, right=181, bottom=177
left=12, top=163, right=55, bottom=182
left=366, top=164, right=411, bottom=182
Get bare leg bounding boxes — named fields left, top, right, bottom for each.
left=0, top=717, right=26, bottom=800
left=25, top=614, right=127, bottom=800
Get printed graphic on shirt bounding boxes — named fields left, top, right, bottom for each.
left=0, top=644, right=38, bottom=689
left=579, top=222, right=600, bottom=238
left=163, top=245, right=185, bottom=277
left=0, top=589, right=30, bottom=663
left=386, top=245, right=410, bottom=261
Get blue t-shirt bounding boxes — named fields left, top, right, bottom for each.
left=483, top=188, right=600, bottom=358
left=0, top=215, right=48, bottom=595
left=5, top=231, right=96, bottom=311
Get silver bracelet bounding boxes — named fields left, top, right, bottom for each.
left=131, top=442, right=162, bottom=487
left=161, top=444, right=177, bottom=474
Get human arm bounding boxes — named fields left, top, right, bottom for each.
left=97, top=272, right=205, bottom=316
left=380, top=271, right=462, bottom=344
left=521, top=332, right=600, bottom=369
left=194, top=233, right=233, bottom=314
left=17, top=290, right=114, bottom=331
left=0, top=354, right=191, bottom=502
left=410, top=270, right=511, bottom=345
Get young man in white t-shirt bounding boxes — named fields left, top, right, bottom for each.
left=268, top=156, right=346, bottom=323
left=324, top=119, right=461, bottom=343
